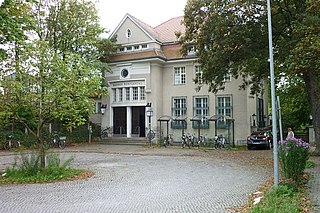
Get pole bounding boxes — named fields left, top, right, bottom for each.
left=277, top=96, right=284, bottom=143
left=148, top=116, right=151, bottom=145
left=267, top=0, right=279, bottom=186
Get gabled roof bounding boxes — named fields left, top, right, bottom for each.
left=154, top=16, right=185, bottom=43
left=109, top=13, right=185, bottom=43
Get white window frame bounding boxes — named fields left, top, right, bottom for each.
left=132, top=87, right=138, bottom=101
left=195, top=65, right=203, bottom=84
left=126, top=29, right=132, bottom=38
left=216, top=95, right=233, bottom=128
left=174, top=67, right=186, bottom=85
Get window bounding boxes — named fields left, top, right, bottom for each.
left=126, top=46, right=132, bottom=51
left=119, top=47, right=125, bottom=52
left=113, top=89, right=117, bottom=102
left=195, top=66, right=203, bottom=84
left=141, top=44, right=148, bottom=49
left=257, top=98, right=265, bottom=128
left=140, top=87, right=145, bottom=100
left=121, top=69, right=129, bottom=78
left=174, top=67, right=186, bottom=85
left=216, top=96, right=232, bottom=128
left=134, top=45, right=140, bottom=50
left=125, top=88, right=130, bottom=100
left=171, top=97, right=187, bottom=129
left=193, top=96, right=209, bottom=128
left=132, top=87, right=138, bottom=100
left=119, top=88, right=123, bottom=102
left=126, top=29, right=132, bottom=38
left=224, top=72, right=231, bottom=82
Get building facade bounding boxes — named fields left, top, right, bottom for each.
left=90, top=14, right=268, bottom=145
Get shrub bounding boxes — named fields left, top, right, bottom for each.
left=279, top=137, right=311, bottom=182
left=2, top=151, right=79, bottom=183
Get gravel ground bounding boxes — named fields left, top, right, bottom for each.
left=0, top=144, right=274, bottom=213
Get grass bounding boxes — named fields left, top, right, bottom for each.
left=245, top=175, right=311, bottom=213
left=249, top=185, right=306, bottom=213
left=0, top=151, right=91, bottom=184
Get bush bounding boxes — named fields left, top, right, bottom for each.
left=279, top=137, right=311, bottom=182
left=1, top=151, right=81, bottom=183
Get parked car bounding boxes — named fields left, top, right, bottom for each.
left=247, top=130, right=273, bottom=150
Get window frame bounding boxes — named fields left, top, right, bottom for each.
left=193, top=96, right=209, bottom=129
left=174, top=67, right=186, bottom=85
left=171, top=96, right=187, bottom=129
left=216, top=95, right=233, bottom=129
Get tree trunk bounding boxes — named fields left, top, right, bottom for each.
left=39, top=138, right=46, bottom=169
left=37, top=125, right=46, bottom=169
left=303, top=71, right=320, bottom=155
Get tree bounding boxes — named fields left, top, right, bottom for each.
left=0, top=0, right=116, bottom=167
left=179, top=0, right=320, bottom=155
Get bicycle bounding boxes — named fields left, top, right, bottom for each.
left=164, top=134, right=173, bottom=147
left=146, top=129, right=155, bottom=144
left=188, top=134, right=200, bottom=147
left=214, top=135, right=226, bottom=149
left=3, top=135, right=21, bottom=150
left=48, top=133, right=66, bottom=149
left=181, top=133, right=189, bottom=148
left=199, top=135, right=207, bottom=147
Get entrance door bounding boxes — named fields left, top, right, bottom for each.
left=132, top=106, right=146, bottom=137
left=113, top=107, right=127, bottom=136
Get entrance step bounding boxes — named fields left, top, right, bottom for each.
left=97, top=137, right=147, bottom=145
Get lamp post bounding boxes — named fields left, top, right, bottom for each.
left=146, top=104, right=153, bottom=144
left=252, top=113, right=256, bottom=127
left=100, top=104, right=107, bottom=115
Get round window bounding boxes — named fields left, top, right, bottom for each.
left=121, top=69, right=129, bottom=78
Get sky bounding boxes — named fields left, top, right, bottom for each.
left=0, top=0, right=187, bottom=37
left=95, top=0, right=188, bottom=37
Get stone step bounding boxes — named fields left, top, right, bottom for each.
left=97, top=137, right=148, bottom=145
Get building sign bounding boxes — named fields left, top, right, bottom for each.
left=111, top=80, right=145, bottom=87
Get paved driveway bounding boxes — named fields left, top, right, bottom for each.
left=0, top=144, right=273, bottom=213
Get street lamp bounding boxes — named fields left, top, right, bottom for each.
left=146, top=104, right=153, bottom=144
left=252, top=113, right=256, bottom=127
left=101, top=104, right=107, bottom=115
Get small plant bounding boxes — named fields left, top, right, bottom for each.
left=0, top=151, right=83, bottom=184
left=250, top=185, right=305, bottom=213
left=279, top=137, right=311, bottom=182
left=305, top=160, right=315, bottom=168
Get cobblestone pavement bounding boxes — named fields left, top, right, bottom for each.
left=306, top=156, right=320, bottom=213
left=0, top=144, right=274, bottom=213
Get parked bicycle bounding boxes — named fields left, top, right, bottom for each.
left=181, top=133, right=189, bottom=148
left=3, top=135, right=21, bottom=150
left=189, top=134, right=200, bottom=147
left=146, top=128, right=155, bottom=144
left=199, top=135, right=207, bottom=147
left=48, top=133, right=66, bottom=149
left=163, top=134, right=173, bottom=147
left=214, top=135, right=226, bottom=149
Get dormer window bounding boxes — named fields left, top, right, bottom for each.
left=126, top=29, right=132, bottom=38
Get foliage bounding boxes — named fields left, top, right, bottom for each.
left=180, top=0, right=320, bottom=154
left=0, top=151, right=82, bottom=183
left=249, top=185, right=306, bottom=213
left=179, top=0, right=269, bottom=95
left=279, top=137, right=311, bottom=182
left=0, top=0, right=116, bottom=167
left=276, top=76, right=311, bottom=129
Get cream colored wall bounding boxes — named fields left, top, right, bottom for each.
left=114, top=18, right=153, bottom=45
left=159, top=60, right=262, bottom=143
